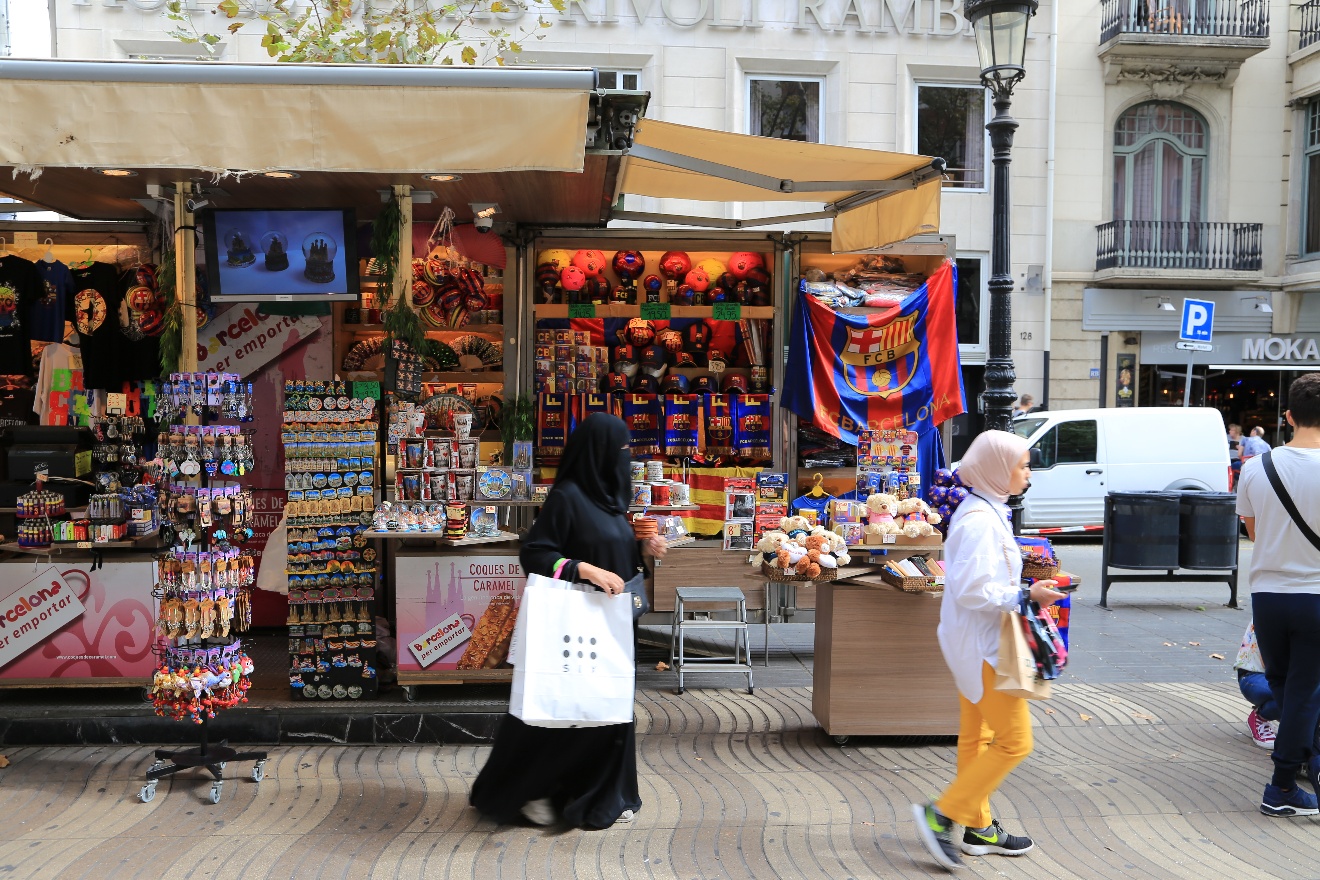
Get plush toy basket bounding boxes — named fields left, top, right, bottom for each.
left=760, top=562, right=838, bottom=583
left=878, top=569, right=942, bottom=593
left=1021, top=560, right=1060, bottom=580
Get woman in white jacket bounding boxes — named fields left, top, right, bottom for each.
left=912, top=430, right=1064, bottom=871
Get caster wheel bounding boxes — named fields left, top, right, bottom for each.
left=675, top=688, right=685, bottom=695
left=403, top=686, right=416, bottom=703
left=251, top=763, right=265, bottom=783
left=832, top=735, right=850, bottom=746
left=209, top=785, right=222, bottom=804
left=141, top=687, right=153, bottom=703
left=747, top=687, right=755, bottom=695
left=217, top=762, right=227, bottom=771
left=148, top=761, right=165, bottom=774
left=139, top=784, right=156, bottom=803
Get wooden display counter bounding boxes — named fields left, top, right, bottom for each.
left=812, top=580, right=959, bottom=741
left=652, top=540, right=817, bottom=613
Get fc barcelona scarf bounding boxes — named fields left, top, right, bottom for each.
left=662, top=394, right=700, bottom=460
left=536, top=393, right=569, bottom=464
left=622, top=393, right=662, bottom=457
left=703, top=394, right=735, bottom=458
left=733, top=393, right=772, bottom=463
left=573, top=391, right=618, bottom=432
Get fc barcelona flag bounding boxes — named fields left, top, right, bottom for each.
left=782, top=260, right=965, bottom=445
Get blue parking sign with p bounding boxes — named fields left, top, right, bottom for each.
left=1180, top=298, right=1215, bottom=343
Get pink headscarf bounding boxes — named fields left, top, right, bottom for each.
left=958, top=430, right=1030, bottom=504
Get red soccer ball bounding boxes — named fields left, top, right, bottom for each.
left=560, top=265, right=588, bottom=292
left=612, top=250, right=646, bottom=281
left=659, top=251, right=692, bottom=280
left=656, top=328, right=684, bottom=354
left=726, top=251, right=764, bottom=280
left=684, top=268, right=711, bottom=292
left=625, top=317, right=656, bottom=347
left=571, top=249, right=607, bottom=278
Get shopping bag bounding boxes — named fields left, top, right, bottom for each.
left=994, top=610, right=1052, bottom=700
left=509, top=574, right=637, bottom=728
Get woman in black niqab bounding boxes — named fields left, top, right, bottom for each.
left=469, top=414, right=652, bottom=829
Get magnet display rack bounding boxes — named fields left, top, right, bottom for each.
left=280, top=381, right=382, bottom=701
left=142, top=373, right=266, bottom=805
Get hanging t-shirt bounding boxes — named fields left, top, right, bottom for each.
left=117, top=267, right=161, bottom=382
left=31, top=260, right=75, bottom=343
left=0, top=254, right=42, bottom=376
left=33, top=342, right=83, bottom=425
left=70, top=261, right=125, bottom=391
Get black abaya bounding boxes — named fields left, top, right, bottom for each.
left=470, top=415, right=643, bottom=828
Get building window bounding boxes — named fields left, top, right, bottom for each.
left=954, top=255, right=986, bottom=354
left=1113, top=101, right=1207, bottom=224
left=1304, top=100, right=1320, bottom=255
left=748, top=77, right=822, bottom=143
left=598, top=70, right=641, bottom=91
left=916, top=85, right=986, bottom=190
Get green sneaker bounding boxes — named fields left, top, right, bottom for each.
left=961, top=819, right=1034, bottom=856
left=911, top=803, right=962, bottom=870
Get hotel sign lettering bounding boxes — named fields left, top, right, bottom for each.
left=71, top=0, right=977, bottom=35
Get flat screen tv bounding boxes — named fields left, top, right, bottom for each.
left=202, top=208, right=359, bottom=302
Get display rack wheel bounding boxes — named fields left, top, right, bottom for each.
left=217, top=762, right=227, bottom=771
left=139, top=782, right=156, bottom=803
left=251, top=761, right=266, bottom=783
left=832, top=735, right=850, bottom=746
left=747, top=686, right=755, bottom=695
left=148, top=761, right=165, bottom=774
left=141, top=687, right=154, bottom=703
left=675, top=687, right=685, bottom=695
left=403, top=686, right=417, bottom=703
left=209, top=783, right=223, bottom=804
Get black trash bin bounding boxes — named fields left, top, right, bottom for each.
left=1106, top=491, right=1181, bottom=569
left=1178, top=491, right=1239, bottom=570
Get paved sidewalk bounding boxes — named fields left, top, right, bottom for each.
left=1, top=540, right=1303, bottom=880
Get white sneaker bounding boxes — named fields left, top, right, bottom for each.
left=614, top=809, right=635, bottom=824
left=521, top=797, right=557, bottom=826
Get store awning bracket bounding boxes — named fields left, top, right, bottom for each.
left=626, top=143, right=944, bottom=196
left=611, top=209, right=836, bottom=230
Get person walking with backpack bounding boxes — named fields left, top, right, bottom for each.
left=1236, top=373, right=1320, bottom=817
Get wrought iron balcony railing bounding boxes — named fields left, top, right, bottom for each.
left=1095, top=220, right=1264, bottom=272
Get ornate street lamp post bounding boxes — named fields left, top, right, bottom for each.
left=964, top=0, right=1038, bottom=433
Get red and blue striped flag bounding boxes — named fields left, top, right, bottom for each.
left=782, top=260, right=965, bottom=445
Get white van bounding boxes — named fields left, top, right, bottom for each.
left=1008, top=407, right=1231, bottom=530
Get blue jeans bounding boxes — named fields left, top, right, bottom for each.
left=1253, top=592, right=1320, bottom=788
left=1239, top=670, right=1280, bottom=721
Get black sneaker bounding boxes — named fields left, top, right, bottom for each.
left=911, top=803, right=962, bottom=871
left=961, top=820, right=1035, bottom=856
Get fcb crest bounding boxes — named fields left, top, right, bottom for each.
left=838, top=313, right=920, bottom=399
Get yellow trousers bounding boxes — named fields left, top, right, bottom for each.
left=935, top=661, right=1033, bottom=829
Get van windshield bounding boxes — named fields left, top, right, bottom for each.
left=1011, top=417, right=1048, bottom=440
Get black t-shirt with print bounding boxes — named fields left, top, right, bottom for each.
left=0, top=255, right=43, bottom=377
left=116, top=268, right=161, bottom=383
left=71, top=262, right=126, bottom=391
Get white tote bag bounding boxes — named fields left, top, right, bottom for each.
left=509, top=572, right=637, bottom=728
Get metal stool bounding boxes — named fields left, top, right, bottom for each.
left=670, top=586, right=754, bottom=694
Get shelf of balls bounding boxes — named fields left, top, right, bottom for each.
left=287, top=592, right=379, bottom=700
left=533, top=305, right=775, bottom=319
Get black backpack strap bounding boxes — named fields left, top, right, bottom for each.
left=1261, top=451, right=1320, bottom=553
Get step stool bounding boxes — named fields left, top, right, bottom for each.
left=670, top=586, right=754, bottom=695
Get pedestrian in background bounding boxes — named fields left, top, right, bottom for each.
left=1236, top=623, right=1278, bottom=750
left=1242, top=426, right=1271, bottom=463
left=1227, top=423, right=1243, bottom=487
left=470, top=414, right=663, bottom=829
left=1011, top=394, right=1034, bottom=419
left=912, top=430, right=1065, bottom=871
left=1236, top=373, right=1320, bottom=817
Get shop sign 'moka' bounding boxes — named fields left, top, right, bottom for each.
left=1242, top=336, right=1320, bottom=363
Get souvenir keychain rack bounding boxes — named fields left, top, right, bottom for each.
left=141, top=373, right=267, bottom=805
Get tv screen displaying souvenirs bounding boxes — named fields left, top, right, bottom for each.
left=204, top=208, right=359, bottom=302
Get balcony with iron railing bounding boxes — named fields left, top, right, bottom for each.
left=1095, top=220, right=1264, bottom=285
left=1098, top=0, right=1270, bottom=85
left=1302, top=0, right=1320, bottom=51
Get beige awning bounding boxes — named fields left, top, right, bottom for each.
left=615, top=119, right=943, bottom=253
left=0, top=59, right=592, bottom=176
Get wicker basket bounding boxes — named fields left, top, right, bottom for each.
left=878, top=569, right=943, bottom=593
left=1021, top=561, right=1060, bottom=580
left=760, top=562, right=838, bottom=583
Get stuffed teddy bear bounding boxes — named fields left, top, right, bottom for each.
left=756, top=531, right=789, bottom=562
left=803, top=534, right=829, bottom=553
left=865, top=493, right=902, bottom=535
left=902, top=517, right=939, bottom=538
left=898, top=497, right=932, bottom=519
left=817, top=554, right=838, bottom=569
left=823, top=531, right=848, bottom=555
left=779, top=515, right=812, bottom=539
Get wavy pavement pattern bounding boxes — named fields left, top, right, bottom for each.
left=0, top=682, right=1308, bottom=880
